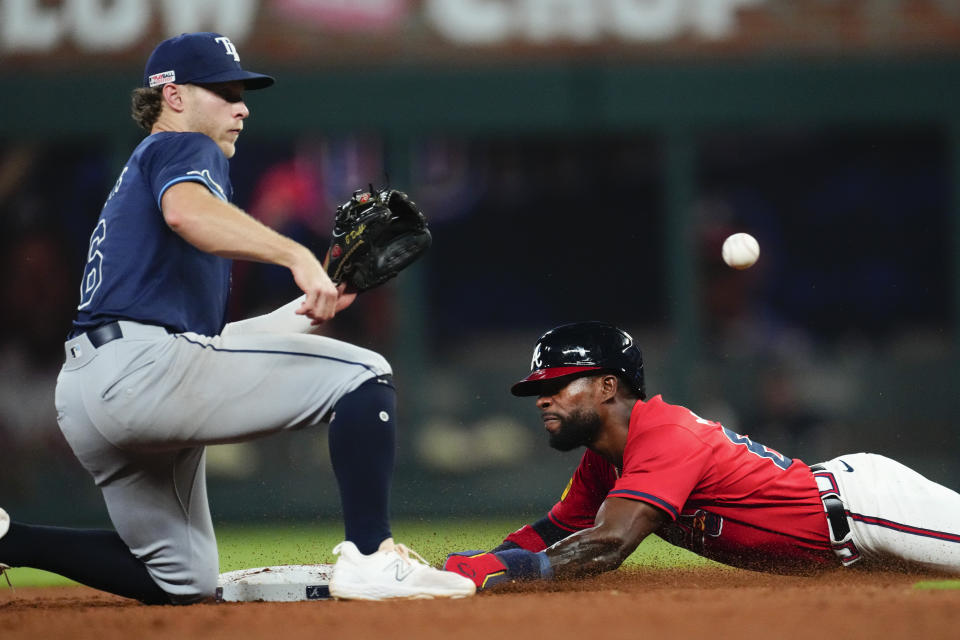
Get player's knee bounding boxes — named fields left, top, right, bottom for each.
left=161, top=569, right=219, bottom=605
left=342, top=340, right=392, bottom=378
left=193, top=569, right=220, bottom=601
left=333, top=374, right=398, bottom=431
left=345, top=373, right=396, bottom=406
left=359, top=348, right=391, bottom=378
left=144, top=542, right=220, bottom=604
left=189, top=551, right=221, bottom=601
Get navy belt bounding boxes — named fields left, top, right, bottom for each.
left=810, top=464, right=850, bottom=541
left=86, top=321, right=123, bottom=348
left=822, top=495, right=850, bottom=540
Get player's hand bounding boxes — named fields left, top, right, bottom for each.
left=304, top=283, right=356, bottom=325
left=334, top=283, right=358, bottom=313
left=290, top=249, right=341, bottom=323
left=445, top=548, right=553, bottom=590
left=444, top=551, right=512, bottom=590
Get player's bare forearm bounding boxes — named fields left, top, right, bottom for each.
left=161, top=181, right=308, bottom=267
left=545, top=497, right=666, bottom=579
left=445, top=500, right=664, bottom=589
left=162, top=181, right=346, bottom=321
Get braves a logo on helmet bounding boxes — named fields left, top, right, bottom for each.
left=531, top=343, right=543, bottom=369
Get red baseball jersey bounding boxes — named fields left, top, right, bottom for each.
left=505, top=395, right=837, bottom=573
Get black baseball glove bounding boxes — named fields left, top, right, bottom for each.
left=323, top=188, right=432, bottom=292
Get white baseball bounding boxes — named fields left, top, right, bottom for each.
left=721, top=233, right=760, bottom=270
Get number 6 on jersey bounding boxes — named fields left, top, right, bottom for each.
left=78, top=219, right=106, bottom=309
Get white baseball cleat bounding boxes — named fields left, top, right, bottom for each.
left=329, top=538, right=476, bottom=601
left=0, top=507, right=12, bottom=588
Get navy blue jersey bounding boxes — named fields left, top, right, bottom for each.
left=72, top=132, right=233, bottom=336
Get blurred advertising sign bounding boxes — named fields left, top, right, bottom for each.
left=2, top=0, right=959, bottom=65
left=0, top=0, right=259, bottom=51
left=426, top=0, right=766, bottom=43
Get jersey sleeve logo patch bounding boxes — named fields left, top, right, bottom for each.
left=186, top=169, right=226, bottom=199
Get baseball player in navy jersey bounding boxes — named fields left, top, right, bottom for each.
left=444, top=322, right=960, bottom=589
left=0, top=32, right=473, bottom=603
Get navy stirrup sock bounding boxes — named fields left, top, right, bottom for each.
left=328, top=376, right=397, bottom=555
left=0, top=522, right=169, bottom=604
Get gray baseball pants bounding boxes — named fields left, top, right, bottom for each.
left=54, top=320, right=390, bottom=603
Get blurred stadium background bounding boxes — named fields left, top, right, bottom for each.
left=1, top=0, right=958, bottom=529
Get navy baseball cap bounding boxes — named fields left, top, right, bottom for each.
left=143, top=32, right=274, bottom=90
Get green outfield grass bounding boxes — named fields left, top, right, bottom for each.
left=913, top=580, right=960, bottom=590
left=2, top=517, right=713, bottom=588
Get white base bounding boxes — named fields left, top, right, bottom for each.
left=216, top=564, right=334, bottom=602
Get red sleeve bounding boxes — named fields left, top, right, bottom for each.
left=503, top=449, right=617, bottom=551
left=500, top=523, right=550, bottom=551
left=607, top=424, right=711, bottom=521
left=549, top=449, right=618, bottom=530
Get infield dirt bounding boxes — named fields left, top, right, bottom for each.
left=3, top=566, right=958, bottom=639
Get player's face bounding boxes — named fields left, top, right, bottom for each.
left=184, top=82, right=249, bottom=158
left=535, top=376, right=603, bottom=451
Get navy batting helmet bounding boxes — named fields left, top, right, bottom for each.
left=511, top=321, right=645, bottom=398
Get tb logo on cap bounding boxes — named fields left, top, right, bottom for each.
left=215, top=36, right=240, bottom=62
